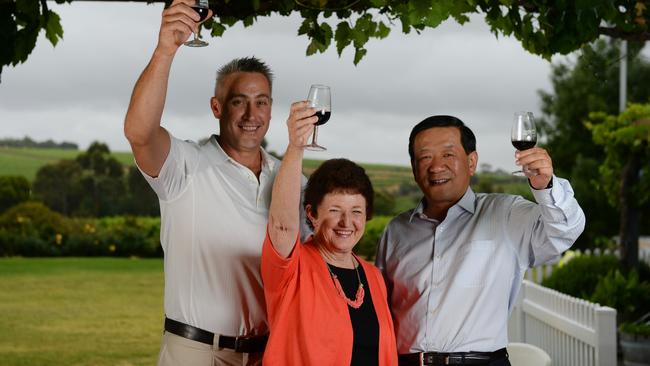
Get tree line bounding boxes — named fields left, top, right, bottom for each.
left=0, top=136, right=78, bottom=150
left=1, top=142, right=158, bottom=217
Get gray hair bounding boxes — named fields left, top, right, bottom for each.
left=214, top=56, right=274, bottom=97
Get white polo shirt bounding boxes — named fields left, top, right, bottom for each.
left=140, top=134, right=281, bottom=336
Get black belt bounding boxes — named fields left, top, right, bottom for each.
left=399, top=348, right=508, bottom=365
left=164, top=317, right=268, bottom=353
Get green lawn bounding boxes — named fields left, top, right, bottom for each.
left=0, top=148, right=134, bottom=181
left=0, top=258, right=164, bottom=366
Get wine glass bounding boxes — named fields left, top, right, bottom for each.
left=184, top=0, right=210, bottom=47
left=511, top=111, right=537, bottom=176
left=303, top=85, right=331, bottom=151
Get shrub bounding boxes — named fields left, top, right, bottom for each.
left=63, top=216, right=161, bottom=257
left=63, top=218, right=109, bottom=256
left=0, top=202, right=68, bottom=256
left=541, top=254, right=620, bottom=299
left=95, top=216, right=161, bottom=257
left=620, top=322, right=650, bottom=336
left=0, top=207, right=162, bottom=257
left=591, top=269, right=650, bottom=323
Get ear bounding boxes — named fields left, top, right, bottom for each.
left=210, top=97, right=222, bottom=119
left=468, top=151, right=478, bottom=176
left=305, top=204, right=318, bottom=228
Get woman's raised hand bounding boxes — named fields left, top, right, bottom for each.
left=286, top=101, right=317, bottom=150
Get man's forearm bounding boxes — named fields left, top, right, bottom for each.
left=124, top=50, right=175, bottom=146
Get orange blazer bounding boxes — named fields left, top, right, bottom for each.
left=261, top=233, right=398, bottom=365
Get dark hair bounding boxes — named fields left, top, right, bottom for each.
left=408, top=115, right=476, bottom=164
left=215, top=56, right=274, bottom=96
left=304, top=159, right=374, bottom=229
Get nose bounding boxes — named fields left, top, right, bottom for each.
left=427, top=156, right=446, bottom=173
left=338, top=212, right=351, bottom=227
left=242, top=101, right=252, bottom=120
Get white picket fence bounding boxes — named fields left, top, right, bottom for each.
left=508, top=280, right=617, bottom=366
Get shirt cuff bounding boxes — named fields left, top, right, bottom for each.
left=531, top=175, right=562, bottom=205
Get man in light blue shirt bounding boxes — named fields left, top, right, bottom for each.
left=375, top=115, right=585, bottom=366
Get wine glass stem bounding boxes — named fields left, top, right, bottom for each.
left=311, top=126, right=319, bottom=145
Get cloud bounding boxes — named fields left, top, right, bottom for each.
left=0, top=1, right=560, bottom=171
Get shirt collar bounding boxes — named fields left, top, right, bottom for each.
left=408, top=186, right=476, bottom=223
left=207, top=134, right=276, bottom=171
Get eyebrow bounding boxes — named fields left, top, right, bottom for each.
left=229, top=93, right=271, bottom=100
left=417, top=142, right=456, bottom=152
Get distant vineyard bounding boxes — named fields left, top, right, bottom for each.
left=0, top=147, right=133, bottom=181
left=0, top=147, right=415, bottom=190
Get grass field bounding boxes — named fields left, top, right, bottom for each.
left=0, top=147, right=134, bottom=181
left=0, top=147, right=416, bottom=191
left=0, top=258, right=164, bottom=366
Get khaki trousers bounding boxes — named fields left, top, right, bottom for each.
left=156, top=331, right=263, bottom=366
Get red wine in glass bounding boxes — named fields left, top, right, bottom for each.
left=511, top=139, right=536, bottom=151
left=314, top=110, right=331, bottom=126
left=192, top=6, right=209, bottom=22
left=511, top=111, right=537, bottom=176
left=303, top=85, right=331, bottom=151
left=184, top=0, right=209, bottom=47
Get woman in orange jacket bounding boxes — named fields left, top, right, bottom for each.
left=261, top=100, right=398, bottom=365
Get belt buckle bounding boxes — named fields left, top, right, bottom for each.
left=421, top=353, right=450, bottom=366
left=234, top=336, right=245, bottom=352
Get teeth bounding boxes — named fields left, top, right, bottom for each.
left=335, top=230, right=353, bottom=236
left=241, top=126, right=258, bottom=131
left=431, top=179, right=449, bottom=184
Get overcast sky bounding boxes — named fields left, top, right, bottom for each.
left=1, top=1, right=568, bottom=170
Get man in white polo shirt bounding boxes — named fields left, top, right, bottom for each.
left=124, top=1, right=295, bottom=364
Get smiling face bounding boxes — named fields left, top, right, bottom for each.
left=307, top=192, right=367, bottom=256
left=211, top=72, right=272, bottom=154
left=412, top=127, right=477, bottom=220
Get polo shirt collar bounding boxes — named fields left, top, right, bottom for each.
left=408, top=186, right=476, bottom=223
left=206, top=134, right=275, bottom=171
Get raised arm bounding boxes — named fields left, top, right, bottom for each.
left=124, top=0, right=210, bottom=177
left=268, top=101, right=317, bottom=258
left=509, top=147, right=585, bottom=266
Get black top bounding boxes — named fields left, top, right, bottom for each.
left=328, top=263, right=380, bottom=366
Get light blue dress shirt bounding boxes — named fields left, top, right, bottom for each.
left=375, top=176, right=585, bottom=353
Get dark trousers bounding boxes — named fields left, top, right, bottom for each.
left=488, top=357, right=511, bottom=366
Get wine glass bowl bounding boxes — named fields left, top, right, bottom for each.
left=511, top=111, right=537, bottom=176
left=303, top=85, right=331, bottom=151
left=184, top=0, right=210, bottom=47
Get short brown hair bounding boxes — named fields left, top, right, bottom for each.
left=304, top=159, right=374, bottom=229
left=215, top=56, right=273, bottom=97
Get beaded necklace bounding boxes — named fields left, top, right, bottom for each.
left=326, top=259, right=365, bottom=309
